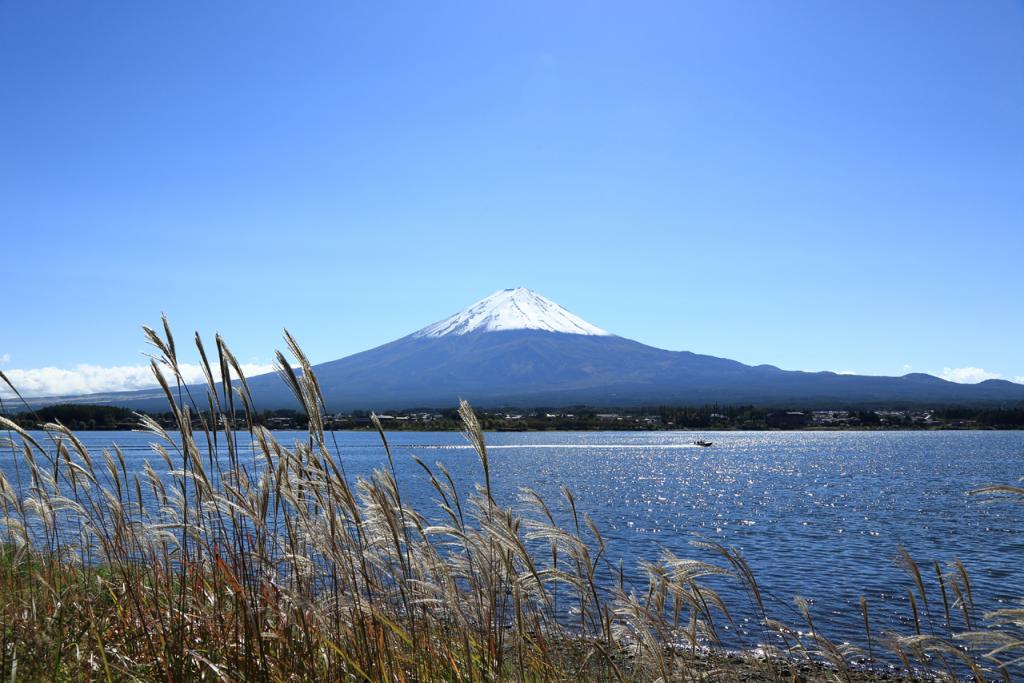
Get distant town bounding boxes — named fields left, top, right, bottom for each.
left=4, top=403, right=1024, bottom=431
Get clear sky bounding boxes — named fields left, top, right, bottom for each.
left=1, top=1, right=1022, bottom=396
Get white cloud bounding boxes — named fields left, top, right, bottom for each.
left=0, top=353, right=9, bottom=365
left=939, top=367, right=1002, bottom=384
left=0, top=362, right=278, bottom=398
left=837, top=370, right=858, bottom=375
left=1014, top=376, right=1024, bottom=385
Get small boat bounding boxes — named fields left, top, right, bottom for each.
left=694, top=439, right=713, bottom=447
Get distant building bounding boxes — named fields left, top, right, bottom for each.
left=811, top=410, right=852, bottom=426
left=910, top=410, right=934, bottom=424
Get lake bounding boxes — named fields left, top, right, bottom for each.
left=4, top=428, right=1023, bottom=655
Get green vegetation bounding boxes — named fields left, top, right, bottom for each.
left=0, top=321, right=1021, bottom=681
left=1, top=403, right=138, bottom=430
left=6, top=403, right=1024, bottom=432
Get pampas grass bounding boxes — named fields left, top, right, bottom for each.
left=0, top=322, right=1020, bottom=681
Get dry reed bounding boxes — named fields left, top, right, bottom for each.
left=0, top=322, right=1021, bottom=681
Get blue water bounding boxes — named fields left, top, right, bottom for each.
left=4, top=429, right=1023, bottom=654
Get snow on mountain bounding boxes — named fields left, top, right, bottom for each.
left=413, top=288, right=612, bottom=338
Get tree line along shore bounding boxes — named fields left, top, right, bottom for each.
left=4, top=402, right=1024, bottom=432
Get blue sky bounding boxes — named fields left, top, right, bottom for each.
left=1, top=1, right=1022, bottom=396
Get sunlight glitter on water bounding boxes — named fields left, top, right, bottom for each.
left=5, top=429, right=1023, bottom=652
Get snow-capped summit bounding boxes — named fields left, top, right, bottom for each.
left=413, top=288, right=612, bottom=338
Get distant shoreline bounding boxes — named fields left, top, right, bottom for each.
left=6, top=402, right=1023, bottom=431
left=7, top=425, right=1022, bottom=433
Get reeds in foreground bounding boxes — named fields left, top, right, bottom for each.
left=0, top=320, right=1021, bottom=681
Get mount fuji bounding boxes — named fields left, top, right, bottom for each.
left=21, top=288, right=1024, bottom=410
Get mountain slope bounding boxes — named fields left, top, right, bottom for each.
left=253, top=329, right=1024, bottom=409
left=16, top=288, right=1024, bottom=411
